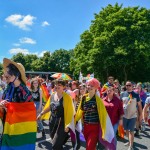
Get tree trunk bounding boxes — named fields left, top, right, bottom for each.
left=123, top=66, right=127, bottom=82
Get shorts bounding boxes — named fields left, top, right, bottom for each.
left=123, top=117, right=136, bottom=132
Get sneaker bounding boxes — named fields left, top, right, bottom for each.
left=124, top=142, right=129, bottom=146
left=134, top=130, right=139, bottom=136
left=141, top=123, right=146, bottom=131
left=128, top=146, right=134, bottom=150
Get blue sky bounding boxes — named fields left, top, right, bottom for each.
left=0, top=0, right=150, bottom=63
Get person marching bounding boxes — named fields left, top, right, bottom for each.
left=37, top=79, right=76, bottom=150
left=103, top=86, right=124, bottom=149
left=121, top=81, right=142, bottom=150
left=30, top=78, right=45, bottom=137
left=0, top=58, right=36, bottom=150
left=75, top=83, right=87, bottom=150
left=75, top=78, right=115, bottom=150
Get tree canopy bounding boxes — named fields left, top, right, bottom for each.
left=0, top=49, right=73, bottom=76
left=70, top=3, right=150, bottom=82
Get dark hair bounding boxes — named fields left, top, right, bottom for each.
left=126, top=81, right=133, bottom=85
left=79, top=83, right=86, bottom=88
left=6, top=64, right=22, bottom=81
left=55, top=79, right=66, bottom=86
left=108, top=76, right=114, bottom=80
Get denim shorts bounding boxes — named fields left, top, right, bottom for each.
left=123, top=117, right=136, bottom=132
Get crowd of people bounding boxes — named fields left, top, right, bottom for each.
left=0, top=58, right=149, bottom=150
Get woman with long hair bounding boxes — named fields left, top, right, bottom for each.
left=30, top=78, right=45, bottom=137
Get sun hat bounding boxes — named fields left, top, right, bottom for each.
left=3, top=58, right=26, bottom=84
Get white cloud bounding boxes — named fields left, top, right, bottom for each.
left=5, top=14, right=36, bottom=30
left=42, top=21, right=50, bottom=27
left=9, top=48, right=29, bottom=54
left=38, top=51, right=47, bottom=57
left=19, top=37, right=36, bottom=44
left=13, top=43, right=21, bottom=47
left=9, top=48, right=50, bottom=58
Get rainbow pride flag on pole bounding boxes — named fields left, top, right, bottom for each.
left=41, top=84, right=50, bottom=103
left=1, top=102, right=37, bottom=150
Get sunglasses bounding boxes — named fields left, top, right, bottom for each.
left=126, top=84, right=132, bottom=87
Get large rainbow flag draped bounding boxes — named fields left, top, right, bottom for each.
left=1, top=102, right=37, bottom=150
left=40, top=84, right=50, bottom=103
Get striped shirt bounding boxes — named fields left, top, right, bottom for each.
left=81, top=96, right=99, bottom=124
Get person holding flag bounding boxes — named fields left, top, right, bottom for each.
left=37, top=79, right=76, bottom=150
left=120, top=81, right=142, bottom=150
left=101, top=76, right=114, bottom=97
left=0, top=58, right=36, bottom=150
left=75, top=78, right=115, bottom=150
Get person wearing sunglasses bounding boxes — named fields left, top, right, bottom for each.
left=120, top=81, right=142, bottom=150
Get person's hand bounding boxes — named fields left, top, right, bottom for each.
left=37, top=109, right=41, bottom=114
left=37, top=113, right=42, bottom=120
left=0, top=100, right=8, bottom=108
left=65, top=127, right=69, bottom=132
left=143, top=112, right=148, bottom=122
left=119, top=119, right=123, bottom=126
left=144, top=116, right=148, bottom=122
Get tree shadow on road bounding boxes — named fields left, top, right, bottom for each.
left=133, top=142, right=148, bottom=150
left=37, top=141, right=52, bottom=149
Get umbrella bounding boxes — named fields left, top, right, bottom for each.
left=51, top=73, right=72, bottom=80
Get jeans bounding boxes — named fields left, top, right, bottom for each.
left=34, top=101, right=44, bottom=131
left=113, top=122, right=119, bottom=147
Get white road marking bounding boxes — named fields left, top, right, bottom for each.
left=36, top=138, right=52, bottom=146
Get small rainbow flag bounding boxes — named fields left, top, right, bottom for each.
left=128, top=94, right=132, bottom=100
left=128, top=94, right=132, bottom=104
left=1, top=102, right=37, bottom=150
left=41, top=84, right=50, bottom=103
left=118, top=125, right=124, bottom=139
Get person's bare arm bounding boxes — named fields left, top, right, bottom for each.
left=143, top=103, right=149, bottom=122
left=137, top=101, right=143, bottom=121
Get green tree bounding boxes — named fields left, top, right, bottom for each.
left=50, top=49, right=73, bottom=73
left=24, top=54, right=38, bottom=71
left=39, top=51, right=51, bottom=71
left=11, top=53, right=26, bottom=67
left=71, top=3, right=150, bottom=82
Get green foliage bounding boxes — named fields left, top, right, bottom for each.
left=50, top=49, right=73, bottom=73
left=1, top=4, right=150, bottom=82
left=71, top=3, right=150, bottom=82
left=1, top=49, right=73, bottom=75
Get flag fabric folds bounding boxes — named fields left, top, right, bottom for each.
left=1, top=102, right=37, bottom=150
left=41, top=84, right=50, bottom=103
left=75, top=94, right=115, bottom=149
left=118, top=125, right=124, bottom=139
left=41, top=92, right=76, bottom=149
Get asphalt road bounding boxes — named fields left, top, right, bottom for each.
left=36, top=120, right=150, bottom=150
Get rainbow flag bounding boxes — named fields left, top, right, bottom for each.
left=118, top=125, right=124, bottom=139
left=41, top=84, right=50, bottom=103
left=128, top=94, right=132, bottom=100
left=128, top=94, right=132, bottom=104
left=1, top=102, right=37, bottom=150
